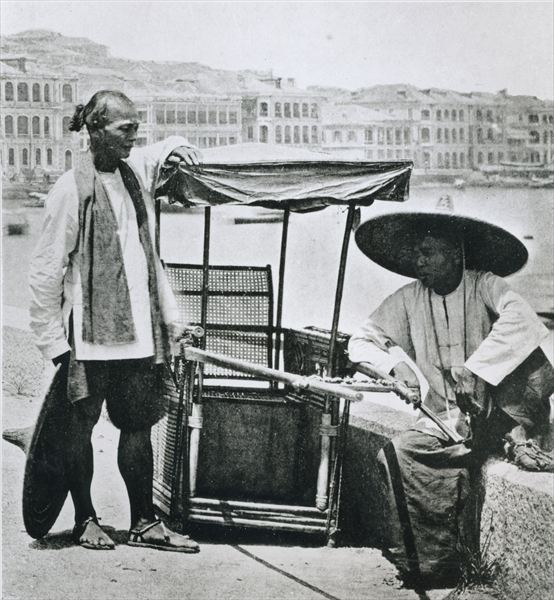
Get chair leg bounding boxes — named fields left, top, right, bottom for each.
left=188, top=404, right=203, bottom=497
left=316, top=411, right=333, bottom=511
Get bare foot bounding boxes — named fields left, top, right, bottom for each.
left=128, top=519, right=199, bottom=553
left=73, top=517, right=115, bottom=550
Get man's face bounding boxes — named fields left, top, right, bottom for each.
left=98, top=101, right=140, bottom=160
left=413, top=235, right=461, bottom=291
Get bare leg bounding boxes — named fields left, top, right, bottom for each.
left=118, top=428, right=199, bottom=552
left=66, top=399, right=114, bottom=549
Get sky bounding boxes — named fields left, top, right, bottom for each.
left=1, top=1, right=553, bottom=98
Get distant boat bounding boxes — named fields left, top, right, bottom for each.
left=23, top=192, right=47, bottom=208
left=3, top=210, right=29, bottom=235
left=529, top=176, right=554, bottom=189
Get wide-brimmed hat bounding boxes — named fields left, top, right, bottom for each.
left=354, top=198, right=528, bottom=278
left=22, top=364, right=71, bottom=539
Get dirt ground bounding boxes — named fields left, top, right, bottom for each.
left=1, top=325, right=501, bottom=600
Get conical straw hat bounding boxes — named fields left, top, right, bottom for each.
left=354, top=196, right=528, bottom=278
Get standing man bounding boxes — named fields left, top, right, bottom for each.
left=348, top=206, right=553, bottom=584
left=27, top=90, right=200, bottom=551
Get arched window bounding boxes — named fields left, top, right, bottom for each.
left=65, top=150, right=73, bottom=170
left=63, top=116, right=71, bottom=136
left=476, top=110, right=482, bottom=121
left=274, top=102, right=282, bottom=117
left=17, top=116, right=29, bottom=136
left=452, top=129, right=457, bottom=143
left=47, top=148, right=53, bottom=166
left=543, top=131, right=549, bottom=144
left=486, top=110, right=493, bottom=122
left=293, top=103, right=300, bottom=118
left=5, top=115, right=14, bottom=136
left=284, top=103, right=291, bottom=118
left=302, top=103, right=309, bottom=118
left=35, top=148, right=41, bottom=165
left=477, top=128, right=483, bottom=143
left=32, top=116, right=40, bottom=136
left=44, top=84, right=50, bottom=102
left=477, top=152, right=484, bottom=164
left=32, top=83, right=41, bottom=102
left=17, top=83, right=29, bottom=101
left=303, top=126, right=310, bottom=144
left=333, top=130, right=342, bottom=143
left=284, top=125, right=291, bottom=143
left=259, top=125, right=268, bottom=143
left=421, top=128, right=430, bottom=143
left=62, top=84, right=73, bottom=103
left=444, top=129, right=450, bottom=143
left=436, top=110, right=442, bottom=121
left=444, top=152, right=450, bottom=168
left=44, top=116, right=50, bottom=137
left=311, top=126, right=318, bottom=144
left=459, top=110, right=464, bottom=121
left=436, top=128, right=442, bottom=142
left=459, top=128, right=464, bottom=142
left=452, top=152, right=457, bottom=168
left=460, top=153, right=465, bottom=168
left=310, top=103, right=318, bottom=118
left=5, top=81, right=14, bottom=101
left=487, top=128, right=494, bottom=142
left=444, top=110, right=449, bottom=120
left=487, top=152, right=494, bottom=164
left=529, top=131, right=540, bottom=144
left=275, top=125, right=282, bottom=143
left=259, top=102, right=268, bottom=117
left=452, top=110, right=457, bottom=121
left=437, top=152, right=443, bottom=168
left=293, top=126, right=300, bottom=143
left=421, top=109, right=430, bottom=120
left=22, top=148, right=29, bottom=165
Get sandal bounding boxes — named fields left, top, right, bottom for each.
left=504, top=438, right=554, bottom=472
left=72, top=516, right=115, bottom=550
left=128, top=518, right=199, bottom=553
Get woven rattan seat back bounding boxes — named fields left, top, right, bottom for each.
left=165, top=263, right=274, bottom=378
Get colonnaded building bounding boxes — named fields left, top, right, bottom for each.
left=1, top=50, right=552, bottom=183
left=0, top=55, right=79, bottom=182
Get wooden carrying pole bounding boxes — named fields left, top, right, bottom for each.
left=182, top=346, right=364, bottom=404
left=355, top=362, right=464, bottom=444
left=274, top=206, right=290, bottom=372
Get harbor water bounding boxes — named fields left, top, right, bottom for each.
left=3, top=186, right=553, bottom=335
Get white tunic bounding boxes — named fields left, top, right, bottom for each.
left=29, top=137, right=190, bottom=361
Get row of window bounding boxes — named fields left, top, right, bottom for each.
left=529, top=130, right=554, bottom=144
left=152, top=132, right=238, bottom=147
left=436, top=128, right=465, bottom=143
left=3, top=81, right=73, bottom=103
left=3, top=115, right=73, bottom=137
left=365, top=148, right=412, bottom=160
left=422, top=108, right=465, bottom=121
left=259, top=102, right=319, bottom=119
left=153, top=108, right=239, bottom=126
left=248, top=125, right=319, bottom=144
left=6, top=147, right=73, bottom=168
left=528, top=114, right=553, bottom=124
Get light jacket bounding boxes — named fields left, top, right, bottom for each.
left=29, top=137, right=189, bottom=361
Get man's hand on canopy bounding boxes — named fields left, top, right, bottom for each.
left=167, top=146, right=202, bottom=168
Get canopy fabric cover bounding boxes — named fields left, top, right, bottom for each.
left=157, top=144, right=412, bottom=211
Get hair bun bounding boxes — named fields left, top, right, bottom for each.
left=68, top=104, right=86, bottom=132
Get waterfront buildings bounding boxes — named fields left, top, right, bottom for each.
left=1, top=55, right=79, bottom=181
left=240, top=76, right=323, bottom=149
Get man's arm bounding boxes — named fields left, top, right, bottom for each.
left=348, top=287, right=413, bottom=375
left=464, top=272, right=549, bottom=386
left=29, top=173, right=79, bottom=361
left=128, top=136, right=200, bottom=197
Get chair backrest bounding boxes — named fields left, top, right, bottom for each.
left=164, top=263, right=274, bottom=379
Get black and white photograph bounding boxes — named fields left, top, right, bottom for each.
left=1, top=2, right=553, bottom=599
